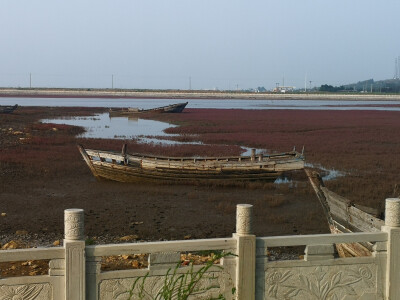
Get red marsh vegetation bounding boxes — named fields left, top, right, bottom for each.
left=1, top=106, right=399, bottom=247
left=143, top=108, right=400, bottom=209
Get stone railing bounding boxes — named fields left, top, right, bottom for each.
left=1, top=200, right=400, bottom=299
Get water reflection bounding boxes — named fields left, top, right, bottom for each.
left=41, top=113, right=268, bottom=156
left=42, top=113, right=177, bottom=139
left=305, top=163, right=345, bottom=181
left=274, top=162, right=344, bottom=185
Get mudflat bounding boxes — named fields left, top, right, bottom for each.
left=2, top=87, right=400, bottom=100
left=1, top=106, right=399, bottom=247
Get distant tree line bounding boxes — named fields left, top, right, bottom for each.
left=319, top=84, right=345, bottom=92
left=319, top=78, right=400, bottom=93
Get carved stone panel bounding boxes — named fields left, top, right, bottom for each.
left=262, top=264, right=382, bottom=300
left=99, top=271, right=234, bottom=300
left=0, top=283, right=52, bottom=300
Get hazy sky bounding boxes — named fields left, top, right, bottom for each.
left=1, top=0, right=400, bottom=90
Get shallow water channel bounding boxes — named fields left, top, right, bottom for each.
left=42, top=113, right=257, bottom=154
left=3, top=97, right=400, bottom=111
left=43, top=113, right=176, bottom=139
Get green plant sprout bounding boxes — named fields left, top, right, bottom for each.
left=127, top=252, right=235, bottom=300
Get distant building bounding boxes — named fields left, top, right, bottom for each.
left=272, top=86, right=295, bottom=93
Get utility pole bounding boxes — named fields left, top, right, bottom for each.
left=309, top=80, right=312, bottom=90
left=304, top=73, right=307, bottom=92
left=397, top=56, right=400, bottom=79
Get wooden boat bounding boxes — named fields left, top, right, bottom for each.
left=306, top=169, right=384, bottom=257
left=109, top=102, right=188, bottom=116
left=78, top=145, right=305, bottom=184
left=0, top=104, right=18, bottom=114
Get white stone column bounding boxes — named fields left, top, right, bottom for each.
left=64, top=208, right=86, bottom=300
left=235, top=204, right=255, bottom=300
left=382, top=198, right=400, bottom=299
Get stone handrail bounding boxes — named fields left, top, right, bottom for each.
left=0, top=247, right=65, bottom=263
left=86, top=237, right=236, bottom=257
left=256, top=231, right=388, bottom=248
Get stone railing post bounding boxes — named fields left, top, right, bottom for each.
left=64, top=208, right=86, bottom=300
left=382, top=198, right=400, bottom=299
left=235, top=204, right=255, bottom=300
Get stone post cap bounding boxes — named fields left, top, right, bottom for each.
left=64, top=208, right=84, bottom=240
left=65, top=208, right=84, bottom=213
left=385, top=198, right=400, bottom=227
left=237, top=204, right=253, bottom=209
left=236, top=204, right=253, bottom=235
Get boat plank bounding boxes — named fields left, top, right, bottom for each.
left=306, top=169, right=385, bottom=257
left=80, top=145, right=304, bottom=183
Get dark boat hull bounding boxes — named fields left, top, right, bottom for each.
left=0, top=104, right=18, bottom=114
left=109, top=102, right=188, bottom=116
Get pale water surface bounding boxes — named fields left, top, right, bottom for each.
left=42, top=113, right=177, bottom=139
left=3, top=97, right=400, bottom=111
left=42, top=113, right=258, bottom=156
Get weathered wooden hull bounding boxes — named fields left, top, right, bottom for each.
left=109, top=102, right=188, bottom=116
left=89, top=161, right=282, bottom=183
left=162, top=102, right=188, bottom=113
left=79, top=145, right=305, bottom=184
left=306, top=169, right=384, bottom=257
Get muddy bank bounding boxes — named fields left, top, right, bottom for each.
left=1, top=87, right=400, bottom=100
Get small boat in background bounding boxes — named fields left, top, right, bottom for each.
left=78, top=145, right=305, bottom=184
left=306, top=169, right=384, bottom=257
left=0, top=104, right=18, bottom=114
left=109, top=102, right=188, bottom=116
